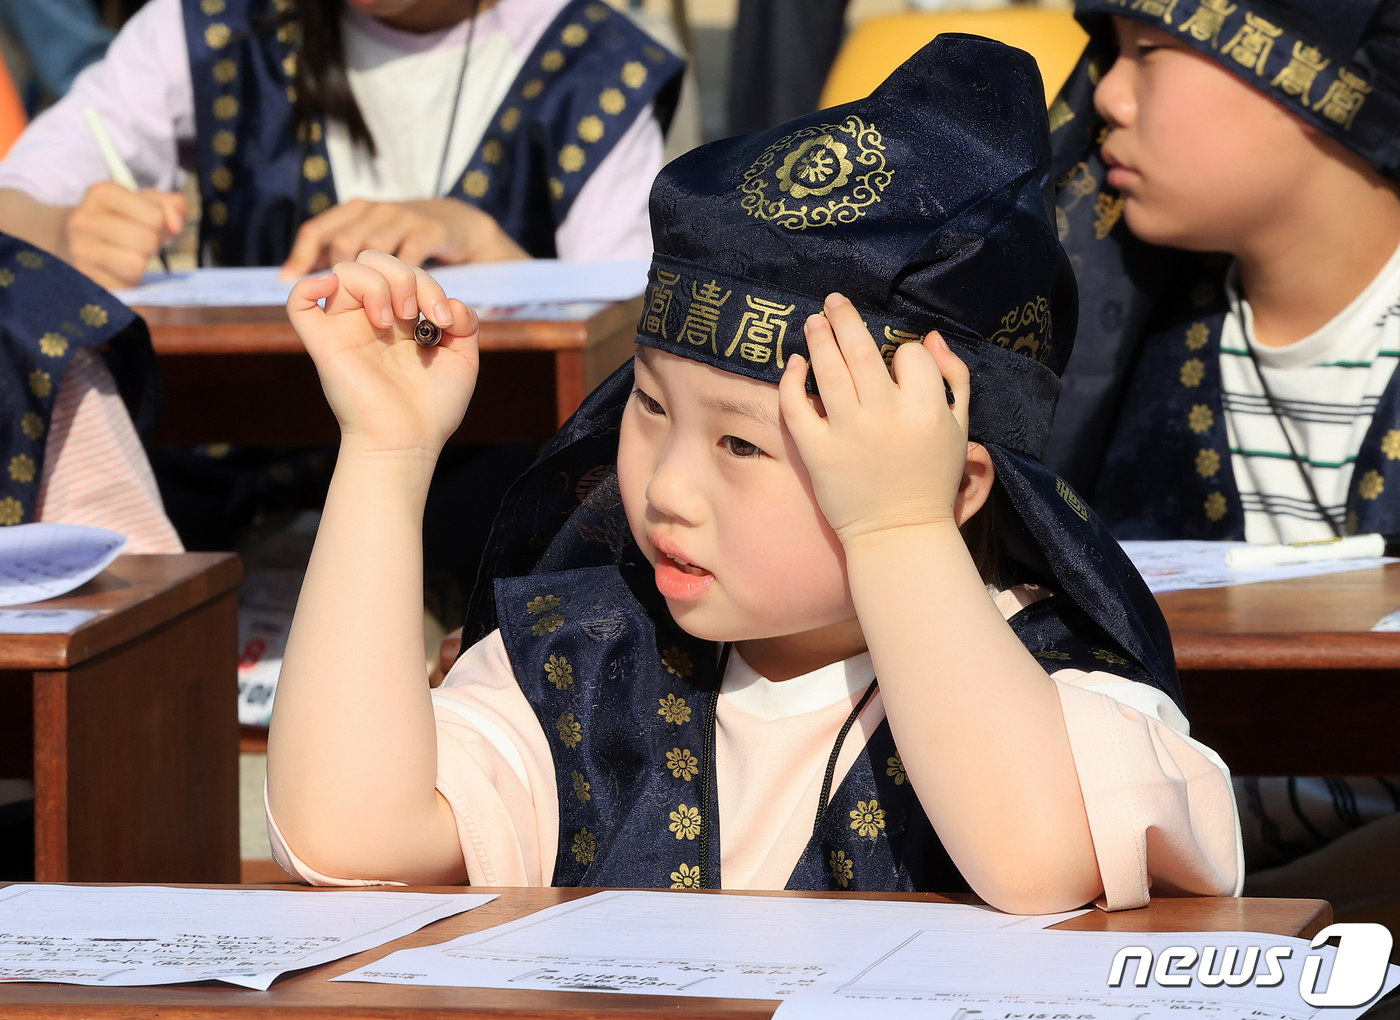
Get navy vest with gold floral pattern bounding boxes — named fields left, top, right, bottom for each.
left=183, top=0, right=683, bottom=265
left=495, top=560, right=1162, bottom=891
left=1091, top=287, right=1400, bottom=539
left=0, top=236, right=160, bottom=528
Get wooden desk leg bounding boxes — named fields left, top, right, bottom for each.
left=32, top=590, right=240, bottom=882
left=554, top=349, right=586, bottom=427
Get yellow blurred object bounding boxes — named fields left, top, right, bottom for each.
left=819, top=7, right=1089, bottom=110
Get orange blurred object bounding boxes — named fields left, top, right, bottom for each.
left=0, top=52, right=28, bottom=159
left=820, top=7, right=1089, bottom=110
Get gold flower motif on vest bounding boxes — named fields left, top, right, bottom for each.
left=1195, top=448, right=1221, bottom=478
left=571, top=770, right=591, bottom=801
left=658, top=693, right=691, bottom=725
left=666, top=747, right=699, bottom=781
left=669, top=803, right=701, bottom=840
left=572, top=827, right=597, bottom=864
left=8, top=454, right=34, bottom=483
left=670, top=862, right=700, bottom=888
left=849, top=799, right=886, bottom=838
left=544, top=653, right=574, bottom=689
left=829, top=849, right=854, bottom=888
left=885, top=755, right=906, bottom=785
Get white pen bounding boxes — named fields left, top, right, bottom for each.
left=82, top=106, right=171, bottom=273
left=1225, top=532, right=1387, bottom=569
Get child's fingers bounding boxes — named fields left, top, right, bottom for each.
left=323, top=260, right=396, bottom=329
left=441, top=298, right=480, bottom=347
left=286, top=273, right=337, bottom=337
left=280, top=202, right=358, bottom=280
left=823, top=293, right=890, bottom=404
left=926, top=331, right=971, bottom=431
left=355, top=249, right=423, bottom=322
left=778, top=354, right=825, bottom=443
left=802, top=312, right=858, bottom=417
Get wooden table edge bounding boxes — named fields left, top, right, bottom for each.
left=138, top=301, right=642, bottom=356
left=1171, top=631, right=1400, bottom=670
left=0, top=552, right=242, bottom=671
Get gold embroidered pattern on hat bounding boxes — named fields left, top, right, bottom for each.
left=987, top=296, right=1053, bottom=365
left=740, top=116, right=890, bottom=230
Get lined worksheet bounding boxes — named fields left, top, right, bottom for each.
left=0, top=886, right=495, bottom=990
left=0, top=523, right=126, bottom=606
left=335, top=890, right=1086, bottom=1000
left=771, top=928, right=1400, bottom=1020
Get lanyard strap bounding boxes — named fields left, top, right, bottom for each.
left=1243, top=340, right=1344, bottom=537
left=697, top=649, right=881, bottom=886
left=813, top=679, right=881, bottom=834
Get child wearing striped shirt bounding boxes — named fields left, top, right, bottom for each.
left=1044, top=0, right=1400, bottom=936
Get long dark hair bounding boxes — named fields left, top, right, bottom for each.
left=285, top=0, right=377, bottom=156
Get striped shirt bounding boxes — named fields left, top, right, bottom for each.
left=35, top=347, right=183, bottom=554
left=1220, top=242, right=1400, bottom=544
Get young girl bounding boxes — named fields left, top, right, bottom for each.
left=0, top=0, right=682, bottom=288
left=266, top=34, right=1241, bottom=912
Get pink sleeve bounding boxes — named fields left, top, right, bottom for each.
left=0, top=0, right=193, bottom=205
left=1052, top=669, right=1244, bottom=910
left=36, top=348, right=183, bottom=554
left=265, top=629, right=558, bottom=887
left=554, top=103, right=662, bottom=262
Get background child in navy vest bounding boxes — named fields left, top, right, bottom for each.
left=0, top=0, right=683, bottom=289
left=262, top=37, right=1240, bottom=910
left=1047, top=1, right=1400, bottom=930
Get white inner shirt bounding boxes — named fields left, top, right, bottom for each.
left=329, top=9, right=522, bottom=202
left=1220, top=241, right=1400, bottom=543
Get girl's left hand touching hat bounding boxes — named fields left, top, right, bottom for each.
left=778, top=293, right=975, bottom=545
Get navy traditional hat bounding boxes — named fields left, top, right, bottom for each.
left=0, top=235, right=160, bottom=528
left=460, top=36, right=1183, bottom=891
left=1064, top=1, right=1400, bottom=183
left=1046, top=2, right=1400, bottom=537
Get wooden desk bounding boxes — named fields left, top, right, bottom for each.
left=0, top=555, right=241, bottom=883
left=0, top=885, right=1332, bottom=1018
left=139, top=300, right=643, bottom=447
left=1157, top=564, right=1400, bottom=776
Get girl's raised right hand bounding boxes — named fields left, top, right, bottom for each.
left=288, top=250, right=480, bottom=454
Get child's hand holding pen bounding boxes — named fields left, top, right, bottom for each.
left=287, top=250, right=479, bottom=456
left=778, top=293, right=976, bottom=547
left=70, top=108, right=184, bottom=288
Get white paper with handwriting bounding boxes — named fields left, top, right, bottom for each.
left=0, top=885, right=495, bottom=990
left=335, top=890, right=1085, bottom=1000
left=1119, top=539, right=1395, bottom=594
left=770, top=928, right=1400, bottom=1020
left=0, top=523, right=126, bottom=606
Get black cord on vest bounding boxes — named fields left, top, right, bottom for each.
left=697, top=643, right=729, bottom=889
left=1243, top=341, right=1344, bottom=537
left=434, top=0, right=482, bottom=199
left=813, top=678, right=880, bottom=834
